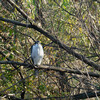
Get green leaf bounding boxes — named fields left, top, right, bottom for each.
left=9, top=54, right=14, bottom=59
left=33, top=0, right=35, bottom=5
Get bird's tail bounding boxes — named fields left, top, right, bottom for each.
left=34, top=69, right=39, bottom=76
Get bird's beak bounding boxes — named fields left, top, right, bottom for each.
left=38, top=41, right=40, bottom=44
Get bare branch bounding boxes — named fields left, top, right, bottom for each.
left=39, top=65, right=100, bottom=78
left=0, top=73, right=34, bottom=93
left=0, top=52, right=26, bottom=99
left=7, top=0, right=32, bottom=24
left=16, top=30, right=36, bottom=42
left=0, top=94, right=23, bottom=100
left=0, top=61, right=29, bottom=66
left=32, top=91, right=100, bottom=99
left=93, top=0, right=100, bottom=3
left=0, top=61, right=100, bottom=78
left=0, top=16, right=28, bottom=27
left=0, top=17, right=100, bottom=71
left=73, top=91, right=100, bottom=99
left=54, top=0, right=75, bottom=17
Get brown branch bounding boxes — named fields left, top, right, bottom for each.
left=22, top=91, right=100, bottom=99
left=93, top=0, right=100, bottom=3
left=54, top=0, right=76, bottom=16
left=7, top=0, right=32, bottom=24
left=1, top=89, right=100, bottom=100
left=0, top=61, right=100, bottom=78
left=39, top=65, right=100, bottom=78
left=0, top=60, right=29, bottom=66
left=0, top=93, right=23, bottom=100
left=0, top=16, right=28, bottom=26
left=0, top=17, right=100, bottom=71
left=73, top=91, right=100, bottom=99
left=16, top=30, right=36, bottom=42
left=10, top=91, right=100, bottom=99
left=0, top=73, right=34, bottom=94
left=0, top=51, right=26, bottom=99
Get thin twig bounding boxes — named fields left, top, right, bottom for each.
left=7, top=0, right=32, bottom=24
left=0, top=73, right=34, bottom=93
left=16, top=30, right=36, bottom=42
left=53, top=0, right=75, bottom=17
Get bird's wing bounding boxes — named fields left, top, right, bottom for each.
left=31, top=45, right=34, bottom=63
left=31, top=44, right=38, bottom=62
left=31, top=45, right=33, bottom=54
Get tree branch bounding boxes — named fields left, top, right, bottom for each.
left=0, top=17, right=100, bottom=71
left=0, top=16, right=28, bottom=27
left=16, top=30, right=36, bottom=42
left=39, top=65, right=100, bottom=78
left=54, top=0, right=75, bottom=16
left=0, top=73, right=34, bottom=94
left=93, top=0, right=100, bottom=3
left=0, top=61, right=29, bottom=66
left=7, top=0, right=32, bottom=24
left=73, top=91, right=100, bottom=99
left=33, top=91, right=100, bottom=99
left=0, top=52, right=26, bottom=99
left=0, top=61, right=100, bottom=78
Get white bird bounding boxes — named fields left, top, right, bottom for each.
left=31, top=41, right=44, bottom=75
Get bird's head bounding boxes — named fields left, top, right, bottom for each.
left=35, top=41, right=40, bottom=44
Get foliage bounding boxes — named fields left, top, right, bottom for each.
left=0, top=0, right=100, bottom=99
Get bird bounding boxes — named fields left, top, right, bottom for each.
left=31, top=41, right=44, bottom=75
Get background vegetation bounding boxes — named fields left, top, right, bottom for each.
left=0, top=0, right=100, bottom=99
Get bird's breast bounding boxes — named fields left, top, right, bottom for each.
left=37, top=45, right=44, bottom=56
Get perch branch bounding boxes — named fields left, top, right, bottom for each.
left=0, top=61, right=100, bottom=78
